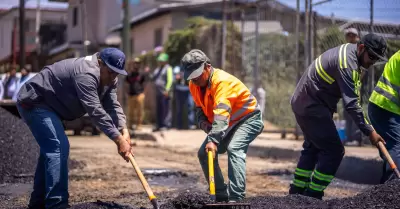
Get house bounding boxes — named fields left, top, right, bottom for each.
left=0, top=6, right=67, bottom=73
left=46, top=0, right=163, bottom=63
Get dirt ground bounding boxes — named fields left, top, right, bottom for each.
left=0, top=128, right=369, bottom=209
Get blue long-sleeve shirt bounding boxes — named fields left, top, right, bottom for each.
left=17, top=53, right=126, bottom=140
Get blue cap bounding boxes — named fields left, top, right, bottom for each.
left=99, top=48, right=127, bottom=75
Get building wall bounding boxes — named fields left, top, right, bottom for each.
left=0, top=8, right=66, bottom=62
left=130, top=13, right=172, bottom=57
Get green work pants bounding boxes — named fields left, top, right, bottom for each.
left=197, top=111, right=264, bottom=201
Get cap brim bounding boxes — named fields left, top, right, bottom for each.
left=369, top=49, right=388, bottom=62
left=185, top=62, right=205, bottom=80
left=105, top=62, right=127, bottom=76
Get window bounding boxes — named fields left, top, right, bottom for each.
left=0, top=26, right=3, bottom=48
left=73, top=7, right=78, bottom=27
left=130, top=37, right=134, bottom=55
left=154, top=28, right=163, bottom=48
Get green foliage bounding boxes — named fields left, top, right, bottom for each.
left=318, top=27, right=346, bottom=52
left=243, top=33, right=302, bottom=127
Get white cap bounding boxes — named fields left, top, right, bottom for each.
left=344, top=28, right=359, bottom=36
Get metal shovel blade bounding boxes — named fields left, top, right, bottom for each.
left=204, top=203, right=251, bottom=209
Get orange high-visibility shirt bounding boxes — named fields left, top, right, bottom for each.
left=189, top=68, right=260, bottom=143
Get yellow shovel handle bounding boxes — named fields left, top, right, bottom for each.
left=208, top=151, right=216, bottom=200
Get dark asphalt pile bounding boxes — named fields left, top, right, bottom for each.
left=157, top=180, right=400, bottom=209
left=0, top=107, right=39, bottom=183
left=0, top=107, right=85, bottom=183
left=160, top=191, right=211, bottom=209
left=71, top=200, right=135, bottom=209
left=326, top=179, right=400, bottom=209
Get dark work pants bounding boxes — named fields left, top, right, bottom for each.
left=291, top=112, right=345, bottom=197
left=175, top=90, right=195, bottom=129
left=368, top=103, right=400, bottom=183
left=156, top=91, right=171, bottom=129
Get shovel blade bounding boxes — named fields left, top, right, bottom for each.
left=204, top=203, right=251, bottom=209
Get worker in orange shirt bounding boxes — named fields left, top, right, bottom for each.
left=181, top=49, right=264, bottom=202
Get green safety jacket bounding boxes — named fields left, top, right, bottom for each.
left=369, top=50, right=400, bottom=115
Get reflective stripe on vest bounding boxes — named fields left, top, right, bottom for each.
left=369, top=51, right=400, bottom=115
left=339, top=43, right=350, bottom=70
left=315, top=55, right=335, bottom=84
left=370, top=76, right=400, bottom=115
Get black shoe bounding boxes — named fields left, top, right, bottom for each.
left=288, top=184, right=305, bottom=195
left=216, top=195, right=229, bottom=203
left=304, top=189, right=324, bottom=200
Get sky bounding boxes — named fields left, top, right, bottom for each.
left=277, top=0, right=400, bottom=24
left=0, top=0, right=399, bottom=24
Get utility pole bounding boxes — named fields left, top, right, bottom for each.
left=309, top=0, right=314, bottom=61
left=295, top=0, right=300, bottom=82
left=253, top=4, right=260, bottom=95
left=35, top=0, right=41, bottom=55
left=120, top=0, right=131, bottom=111
left=241, top=9, right=245, bottom=80
left=35, top=0, right=41, bottom=71
left=304, top=0, right=309, bottom=69
left=370, top=0, right=375, bottom=92
left=80, top=0, right=88, bottom=56
left=221, top=0, right=227, bottom=69
left=19, top=0, right=26, bottom=69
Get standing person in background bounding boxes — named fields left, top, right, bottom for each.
left=0, top=79, right=4, bottom=100
left=152, top=53, right=173, bottom=132
left=342, top=28, right=363, bottom=146
left=125, top=57, right=147, bottom=131
left=173, top=65, right=196, bottom=130
left=12, top=65, right=36, bottom=101
left=3, top=67, right=18, bottom=100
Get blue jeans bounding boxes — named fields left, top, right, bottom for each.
left=156, top=91, right=171, bottom=129
left=175, top=90, right=195, bottom=129
left=368, top=103, right=400, bottom=183
left=17, top=104, right=69, bottom=209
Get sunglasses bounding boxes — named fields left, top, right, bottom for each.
left=366, top=48, right=379, bottom=61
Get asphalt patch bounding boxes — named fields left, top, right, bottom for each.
left=0, top=107, right=39, bottom=184
left=0, top=107, right=85, bottom=184
left=71, top=200, right=135, bottom=209
left=158, top=180, right=400, bottom=209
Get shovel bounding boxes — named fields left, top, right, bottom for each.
left=377, top=141, right=400, bottom=179
left=128, top=154, right=160, bottom=209
left=205, top=151, right=251, bottom=209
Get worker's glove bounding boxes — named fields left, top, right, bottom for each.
left=369, top=130, right=386, bottom=147
left=199, top=121, right=212, bottom=134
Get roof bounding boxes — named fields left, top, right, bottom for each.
left=0, top=7, right=66, bottom=19
left=109, top=0, right=226, bottom=32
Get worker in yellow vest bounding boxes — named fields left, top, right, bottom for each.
left=369, top=50, right=400, bottom=183
left=181, top=49, right=264, bottom=202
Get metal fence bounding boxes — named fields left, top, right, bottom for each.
left=230, top=0, right=400, bottom=135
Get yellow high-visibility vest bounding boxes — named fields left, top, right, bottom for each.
left=370, top=50, right=400, bottom=115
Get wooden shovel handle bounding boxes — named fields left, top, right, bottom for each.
left=377, top=142, right=400, bottom=178
left=128, top=154, right=157, bottom=201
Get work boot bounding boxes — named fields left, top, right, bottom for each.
left=288, top=184, right=305, bottom=195
left=304, top=188, right=324, bottom=200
